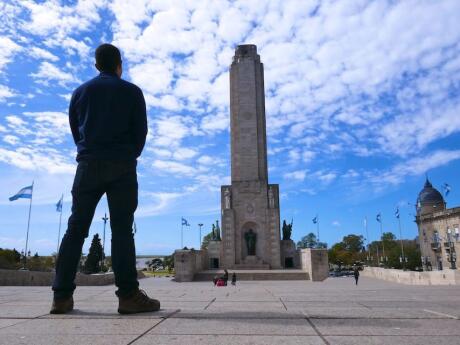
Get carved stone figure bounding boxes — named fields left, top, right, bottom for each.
left=211, top=224, right=216, bottom=240
left=244, top=229, right=257, bottom=256
left=215, top=220, right=221, bottom=241
left=282, top=220, right=293, bottom=240
left=224, top=188, right=231, bottom=209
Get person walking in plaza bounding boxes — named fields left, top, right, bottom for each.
left=51, top=43, right=160, bottom=314
left=353, top=266, right=360, bottom=286
left=231, top=272, right=237, bottom=286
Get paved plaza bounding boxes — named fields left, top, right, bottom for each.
left=0, top=276, right=459, bottom=345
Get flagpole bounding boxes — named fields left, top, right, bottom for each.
left=316, top=214, right=320, bottom=242
left=198, top=223, right=203, bottom=249
left=102, top=213, right=108, bottom=269
left=379, top=216, right=386, bottom=265
left=56, top=194, right=63, bottom=255
left=365, top=217, right=370, bottom=263
left=181, top=222, right=184, bottom=249
left=24, top=181, right=34, bottom=268
left=397, top=215, right=405, bottom=270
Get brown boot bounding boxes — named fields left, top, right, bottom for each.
left=118, top=289, right=160, bottom=314
left=50, top=296, right=74, bottom=314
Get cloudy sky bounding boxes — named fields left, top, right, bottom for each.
left=1, top=0, right=459, bottom=256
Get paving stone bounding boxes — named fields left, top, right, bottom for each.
left=208, top=301, right=285, bottom=312
left=41, top=308, right=179, bottom=319
left=133, top=335, right=325, bottom=345
left=0, top=304, right=50, bottom=318
left=1, top=276, right=460, bottom=344
left=0, top=318, right=161, bottom=335
left=326, top=335, right=460, bottom=345
left=0, top=334, right=135, bottom=345
left=0, top=319, right=29, bottom=329
left=312, top=318, right=460, bottom=336
left=147, top=317, right=316, bottom=335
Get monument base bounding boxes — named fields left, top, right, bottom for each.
left=234, top=256, right=270, bottom=270
left=194, top=269, right=309, bottom=281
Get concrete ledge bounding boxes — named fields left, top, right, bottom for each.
left=362, top=267, right=460, bottom=285
left=0, top=269, right=145, bottom=286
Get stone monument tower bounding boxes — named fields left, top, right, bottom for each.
left=221, top=44, right=282, bottom=269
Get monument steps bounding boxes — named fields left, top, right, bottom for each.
left=193, top=269, right=309, bottom=281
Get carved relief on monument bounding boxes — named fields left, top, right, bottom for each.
left=268, top=186, right=275, bottom=209
left=246, top=203, right=255, bottom=215
left=223, top=187, right=231, bottom=209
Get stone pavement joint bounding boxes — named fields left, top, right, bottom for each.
left=203, top=297, right=216, bottom=310
left=126, top=309, right=180, bottom=345
left=305, top=316, right=331, bottom=345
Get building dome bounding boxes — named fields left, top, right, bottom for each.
left=416, top=178, right=445, bottom=214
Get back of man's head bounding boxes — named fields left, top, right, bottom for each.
left=95, top=43, right=121, bottom=73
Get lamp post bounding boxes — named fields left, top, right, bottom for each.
left=102, top=213, right=109, bottom=269
left=198, top=223, right=203, bottom=249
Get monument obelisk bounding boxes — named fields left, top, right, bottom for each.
left=221, top=45, right=282, bottom=269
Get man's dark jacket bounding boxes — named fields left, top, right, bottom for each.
left=69, top=72, right=147, bottom=161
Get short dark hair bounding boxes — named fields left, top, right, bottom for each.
left=95, top=43, right=121, bottom=73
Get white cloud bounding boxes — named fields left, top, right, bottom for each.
left=3, top=135, right=19, bottom=145
left=0, top=85, right=16, bottom=102
left=30, top=62, right=79, bottom=87
left=152, top=159, right=196, bottom=176
left=136, top=191, right=183, bottom=217
left=284, top=169, right=307, bottom=181
left=30, top=47, right=59, bottom=62
left=197, top=155, right=214, bottom=165
left=0, top=36, right=21, bottom=72
left=367, top=149, right=460, bottom=189
left=0, top=147, right=74, bottom=174
left=173, top=148, right=198, bottom=160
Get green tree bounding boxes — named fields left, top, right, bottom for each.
left=328, top=234, right=366, bottom=266
left=84, top=234, right=103, bottom=273
left=0, top=248, right=21, bottom=269
left=297, top=232, right=318, bottom=248
left=342, top=234, right=364, bottom=253
left=148, top=258, right=164, bottom=271
left=163, top=254, right=174, bottom=272
left=201, top=231, right=214, bottom=249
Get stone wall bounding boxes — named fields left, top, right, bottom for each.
left=0, top=269, right=144, bottom=286
left=174, top=249, right=205, bottom=282
left=362, top=267, right=460, bottom=285
left=299, top=248, right=329, bottom=281
left=280, top=240, right=299, bottom=268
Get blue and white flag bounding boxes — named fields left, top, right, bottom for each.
left=443, top=183, right=451, bottom=197
left=9, top=185, right=33, bottom=201
left=395, top=207, right=400, bottom=219
left=56, top=195, right=63, bottom=212
left=376, top=213, right=381, bottom=223
left=181, top=217, right=190, bottom=226
left=312, top=216, right=318, bottom=224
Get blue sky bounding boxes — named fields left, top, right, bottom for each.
left=1, top=0, right=460, bottom=256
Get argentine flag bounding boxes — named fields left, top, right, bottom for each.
left=56, top=195, right=63, bottom=212
left=9, top=185, right=33, bottom=201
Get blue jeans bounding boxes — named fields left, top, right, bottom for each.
left=53, top=160, right=139, bottom=298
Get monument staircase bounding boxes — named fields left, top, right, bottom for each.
left=194, top=269, right=309, bottom=281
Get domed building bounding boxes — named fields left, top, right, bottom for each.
left=415, top=179, right=459, bottom=270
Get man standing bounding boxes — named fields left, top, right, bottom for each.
left=51, top=43, right=159, bottom=314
